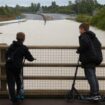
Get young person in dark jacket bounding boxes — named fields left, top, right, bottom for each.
left=77, top=23, right=103, bottom=101
left=6, top=32, right=35, bottom=104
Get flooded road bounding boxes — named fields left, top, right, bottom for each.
left=0, top=14, right=105, bottom=90
left=0, top=14, right=105, bottom=46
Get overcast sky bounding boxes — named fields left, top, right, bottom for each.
left=0, top=0, right=105, bottom=7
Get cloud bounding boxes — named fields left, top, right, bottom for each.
left=0, top=0, right=69, bottom=6
left=0, top=0, right=104, bottom=7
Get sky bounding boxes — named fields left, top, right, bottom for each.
left=0, top=0, right=105, bottom=7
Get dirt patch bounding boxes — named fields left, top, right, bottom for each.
left=0, top=16, right=16, bottom=22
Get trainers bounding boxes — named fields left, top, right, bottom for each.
left=86, top=95, right=102, bottom=101
left=16, top=95, right=24, bottom=101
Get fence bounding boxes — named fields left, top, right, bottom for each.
left=0, top=45, right=105, bottom=97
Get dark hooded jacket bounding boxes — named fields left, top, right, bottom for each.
left=77, top=31, right=102, bottom=68
left=6, top=41, right=34, bottom=69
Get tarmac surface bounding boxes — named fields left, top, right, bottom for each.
left=0, top=99, right=104, bottom=105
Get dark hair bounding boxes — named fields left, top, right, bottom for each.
left=16, top=32, right=25, bottom=42
left=79, top=23, right=90, bottom=31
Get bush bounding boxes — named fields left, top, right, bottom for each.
left=91, top=7, right=105, bottom=30
left=76, top=8, right=105, bottom=31
left=0, top=6, right=21, bottom=17
left=76, top=14, right=92, bottom=24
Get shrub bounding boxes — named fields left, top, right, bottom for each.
left=76, top=14, right=92, bottom=24
left=91, top=7, right=105, bottom=30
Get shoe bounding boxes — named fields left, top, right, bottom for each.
left=86, top=95, right=102, bottom=101
left=16, top=95, right=25, bottom=101
left=16, top=89, right=25, bottom=101
left=101, top=96, right=105, bottom=102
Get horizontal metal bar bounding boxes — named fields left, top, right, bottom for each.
left=24, top=63, right=105, bottom=67
left=27, top=46, right=105, bottom=50
left=0, top=45, right=105, bottom=49
left=18, top=76, right=105, bottom=80
left=0, top=76, right=105, bottom=80
left=0, top=90, right=105, bottom=97
left=28, top=46, right=79, bottom=49
left=24, top=63, right=82, bottom=67
left=0, top=63, right=105, bottom=67
left=0, top=45, right=79, bottom=49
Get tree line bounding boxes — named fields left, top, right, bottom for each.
left=0, top=0, right=103, bottom=16
left=74, top=0, right=105, bottom=30
left=14, top=0, right=102, bottom=15
left=0, top=6, right=21, bottom=17
left=0, top=0, right=105, bottom=30
left=41, top=0, right=101, bottom=15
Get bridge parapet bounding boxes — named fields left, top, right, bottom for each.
left=0, top=45, right=105, bottom=97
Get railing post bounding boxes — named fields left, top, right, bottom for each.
left=0, top=44, right=7, bottom=91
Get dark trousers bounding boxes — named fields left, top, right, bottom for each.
left=6, top=67, right=23, bottom=102
left=84, top=67, right=99, bottom=96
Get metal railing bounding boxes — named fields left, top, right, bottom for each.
left=0, top=45, right=105, bottom=97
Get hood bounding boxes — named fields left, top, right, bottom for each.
left=12, top=41, right=23, bottom=47
left=86, top=31, right=96, bottom=39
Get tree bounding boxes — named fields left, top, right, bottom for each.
left=74, top=0, right=98, bottom=15
left=91, top=7, right=105, bottom=30
left=68, top=1, right=72, bottom=6
left=30, top=3, right=36, bottom=13
left=36, top=3, right=41, bottom=12
left=51, top=1, right=57, bottom=8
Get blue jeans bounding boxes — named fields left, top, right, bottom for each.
left=84, top=67, right=99, bottom=96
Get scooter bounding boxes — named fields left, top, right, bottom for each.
left=65, top=59, right=105, bottom=105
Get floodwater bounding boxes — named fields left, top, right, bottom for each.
left=0, top=14, right=105, bottom=91
left=0, top=14, right=105, bottom=46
